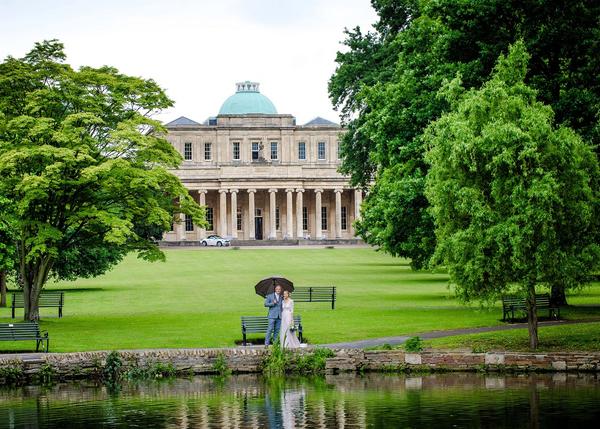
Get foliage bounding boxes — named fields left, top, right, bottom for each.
left=102, top=351, right=123, bottom=385
left=37, top=362, right=56, bottom=385
left=0, top=362, right=25, bottom=385
left=264, top=345, right=335, bottom=376
left=212, top=352, right=231, bottom=376
left=263, top=342, right=291, bottom=376
left=330, top=0, right=600, bottom=269
left=146, top=361, right=176, bottom=379
left=0, top=40, right=204, bottom=320
left=424, top=42, right=600, bottom=348
left=404, top=336, right=423, bottom=352
left=294, top=348, right=335, bottom=374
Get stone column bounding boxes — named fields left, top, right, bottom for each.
left=354, top=188, right=363, bottom=237
left=198, top=190, right=207, bottom=239
left=247, top=189, right=256, bottom=240
left=296, top=189, right=304, bottom=239
left=218, top=189, right=227, bottom=237
left=335, top=188, right=343, bottom=238
left=285, top=188, right=294, bottom=239
left=314, top=189, right=323, bottom=240
left=268, top=188, right=277, bottom=240
left=354, top=189, right=363, bottom=221
left=230, top=189, right=238, bottom=239
left=175, top=213, right=185, bottom=241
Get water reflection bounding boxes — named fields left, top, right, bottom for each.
left=0, top=373, right=599, bottom=428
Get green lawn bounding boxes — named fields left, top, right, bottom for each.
left=1, top=247, right=599, bottom=352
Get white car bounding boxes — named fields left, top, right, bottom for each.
left=201, top=235, right=231, bottom=247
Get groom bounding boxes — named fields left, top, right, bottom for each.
left=264, top=284, right=283, bottom=346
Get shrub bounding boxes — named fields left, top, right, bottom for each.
left=212, top=352, right=231, bottom=376
left=103, top=351, right=123, bottom=385
left=263, top=342, right=291, bottom=376
left=294, top=348, right=335, bottom=374
left=0, top=363, right=25, bottom=385
left=404, top=337, right=423, bottom=353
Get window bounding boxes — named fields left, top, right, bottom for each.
left=184, top=142, right=193, bottom=161
left=318, top=141, right=326, bottom=160
left=341, top=206, right=348, bottom=230
left=270, top=142, right=278, bottom=160
left=232, top=142, right=240, bottom=160
left=302, top=206, right=308, bottom=231
left=206, top=207, right=214, bottom=231
left=337, top=142, right=341, bottom=159
left=275, top=207, right=280, bottom=230
left=252, top=142, right=260, bottom=161
left=208, top=118, right=217, bottom=126
left=185, top=214, right=194, bottom=232
left=321, top=206, right=328, bottom=230
left=169, top=220, right=174, bottom=232
left=298, top=142, right=306, bottom=160
left=237, top=207, right=242, bottom=231
left=204, top=143, right=212, bottom=160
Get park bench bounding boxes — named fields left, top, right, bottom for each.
left=241, top=315, right=303, bottom=346
left=11, top=291, right=65, bottom=319
left=293, top=286, right=336, bottom=309
left=501, top=293, right=560, bottom=322
left=0, top=322, right=49, bottom=352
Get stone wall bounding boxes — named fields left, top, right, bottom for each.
left=1, top=348, right=599, bottom=383
left=327, top=349, right=600, bottom=373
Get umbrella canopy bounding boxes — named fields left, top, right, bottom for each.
left=255, top=276, right=294, bottom=297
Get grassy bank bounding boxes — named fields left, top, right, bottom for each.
left=1, top=247, right=598, bottom=352
left=423, top=321, right=600, bottom=353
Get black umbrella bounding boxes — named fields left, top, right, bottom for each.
left=255, top=276, right=294, bottom=297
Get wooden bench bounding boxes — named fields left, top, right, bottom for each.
left=293, top=286, right=336, bottom=309
left=12, top=291, right=65, bottom=319
left=241, top=315, right=303, bottom=346
left=0, top=322, right=49, bottom=352
left=502, top=293, right=560, bottom=322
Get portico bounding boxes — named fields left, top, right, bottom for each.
left=177, top=186, right=362, bottom=241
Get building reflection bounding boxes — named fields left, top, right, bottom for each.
left=0, top=373, right=599, bottom=428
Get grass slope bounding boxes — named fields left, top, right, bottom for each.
left=1, top=247, right=598, bottom=352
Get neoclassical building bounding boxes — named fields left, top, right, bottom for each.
left=163, top=81, right=362, bottom=242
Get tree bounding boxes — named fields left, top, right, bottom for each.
left=0, top=40, right=204, bottom=321
left=424, top=42, right=599, bottom=349
left=330, top=0, right=600, bottom=276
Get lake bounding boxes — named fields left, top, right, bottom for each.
left=1, top=372, right=599, bottom=428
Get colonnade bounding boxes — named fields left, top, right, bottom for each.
left=174, top=187, right=363, bottom=241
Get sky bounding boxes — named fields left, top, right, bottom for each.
left=0, top=0, right=377, bottom=125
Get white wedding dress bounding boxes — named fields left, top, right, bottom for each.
left=280, top=299, right=301, bottom=348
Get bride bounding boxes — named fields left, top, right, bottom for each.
left=280, top=290, right=301, bottom=348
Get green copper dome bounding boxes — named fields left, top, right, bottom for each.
left=218, top=81, right=277, bottom=115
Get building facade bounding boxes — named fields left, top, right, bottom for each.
left=163, top=81, right=361, bottom=242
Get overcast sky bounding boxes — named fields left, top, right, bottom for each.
left=0, top=0, right=377, bottom=125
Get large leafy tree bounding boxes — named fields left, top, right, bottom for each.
left=425, top=43, right=599, bottom=349
left=330, top=0, right=600, bottom=277
left=0, top=40, right=203, bottom=320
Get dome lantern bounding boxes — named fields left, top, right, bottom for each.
left=218, top=81, right=277, bottom=115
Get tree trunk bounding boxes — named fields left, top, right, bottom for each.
left=550, top=283, right=567, bottom=306
left=21, top=256, right=53, bottom=321
left=526, top=283, right=539, bottom=350
left=0, top=270, right=6, bottom=307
